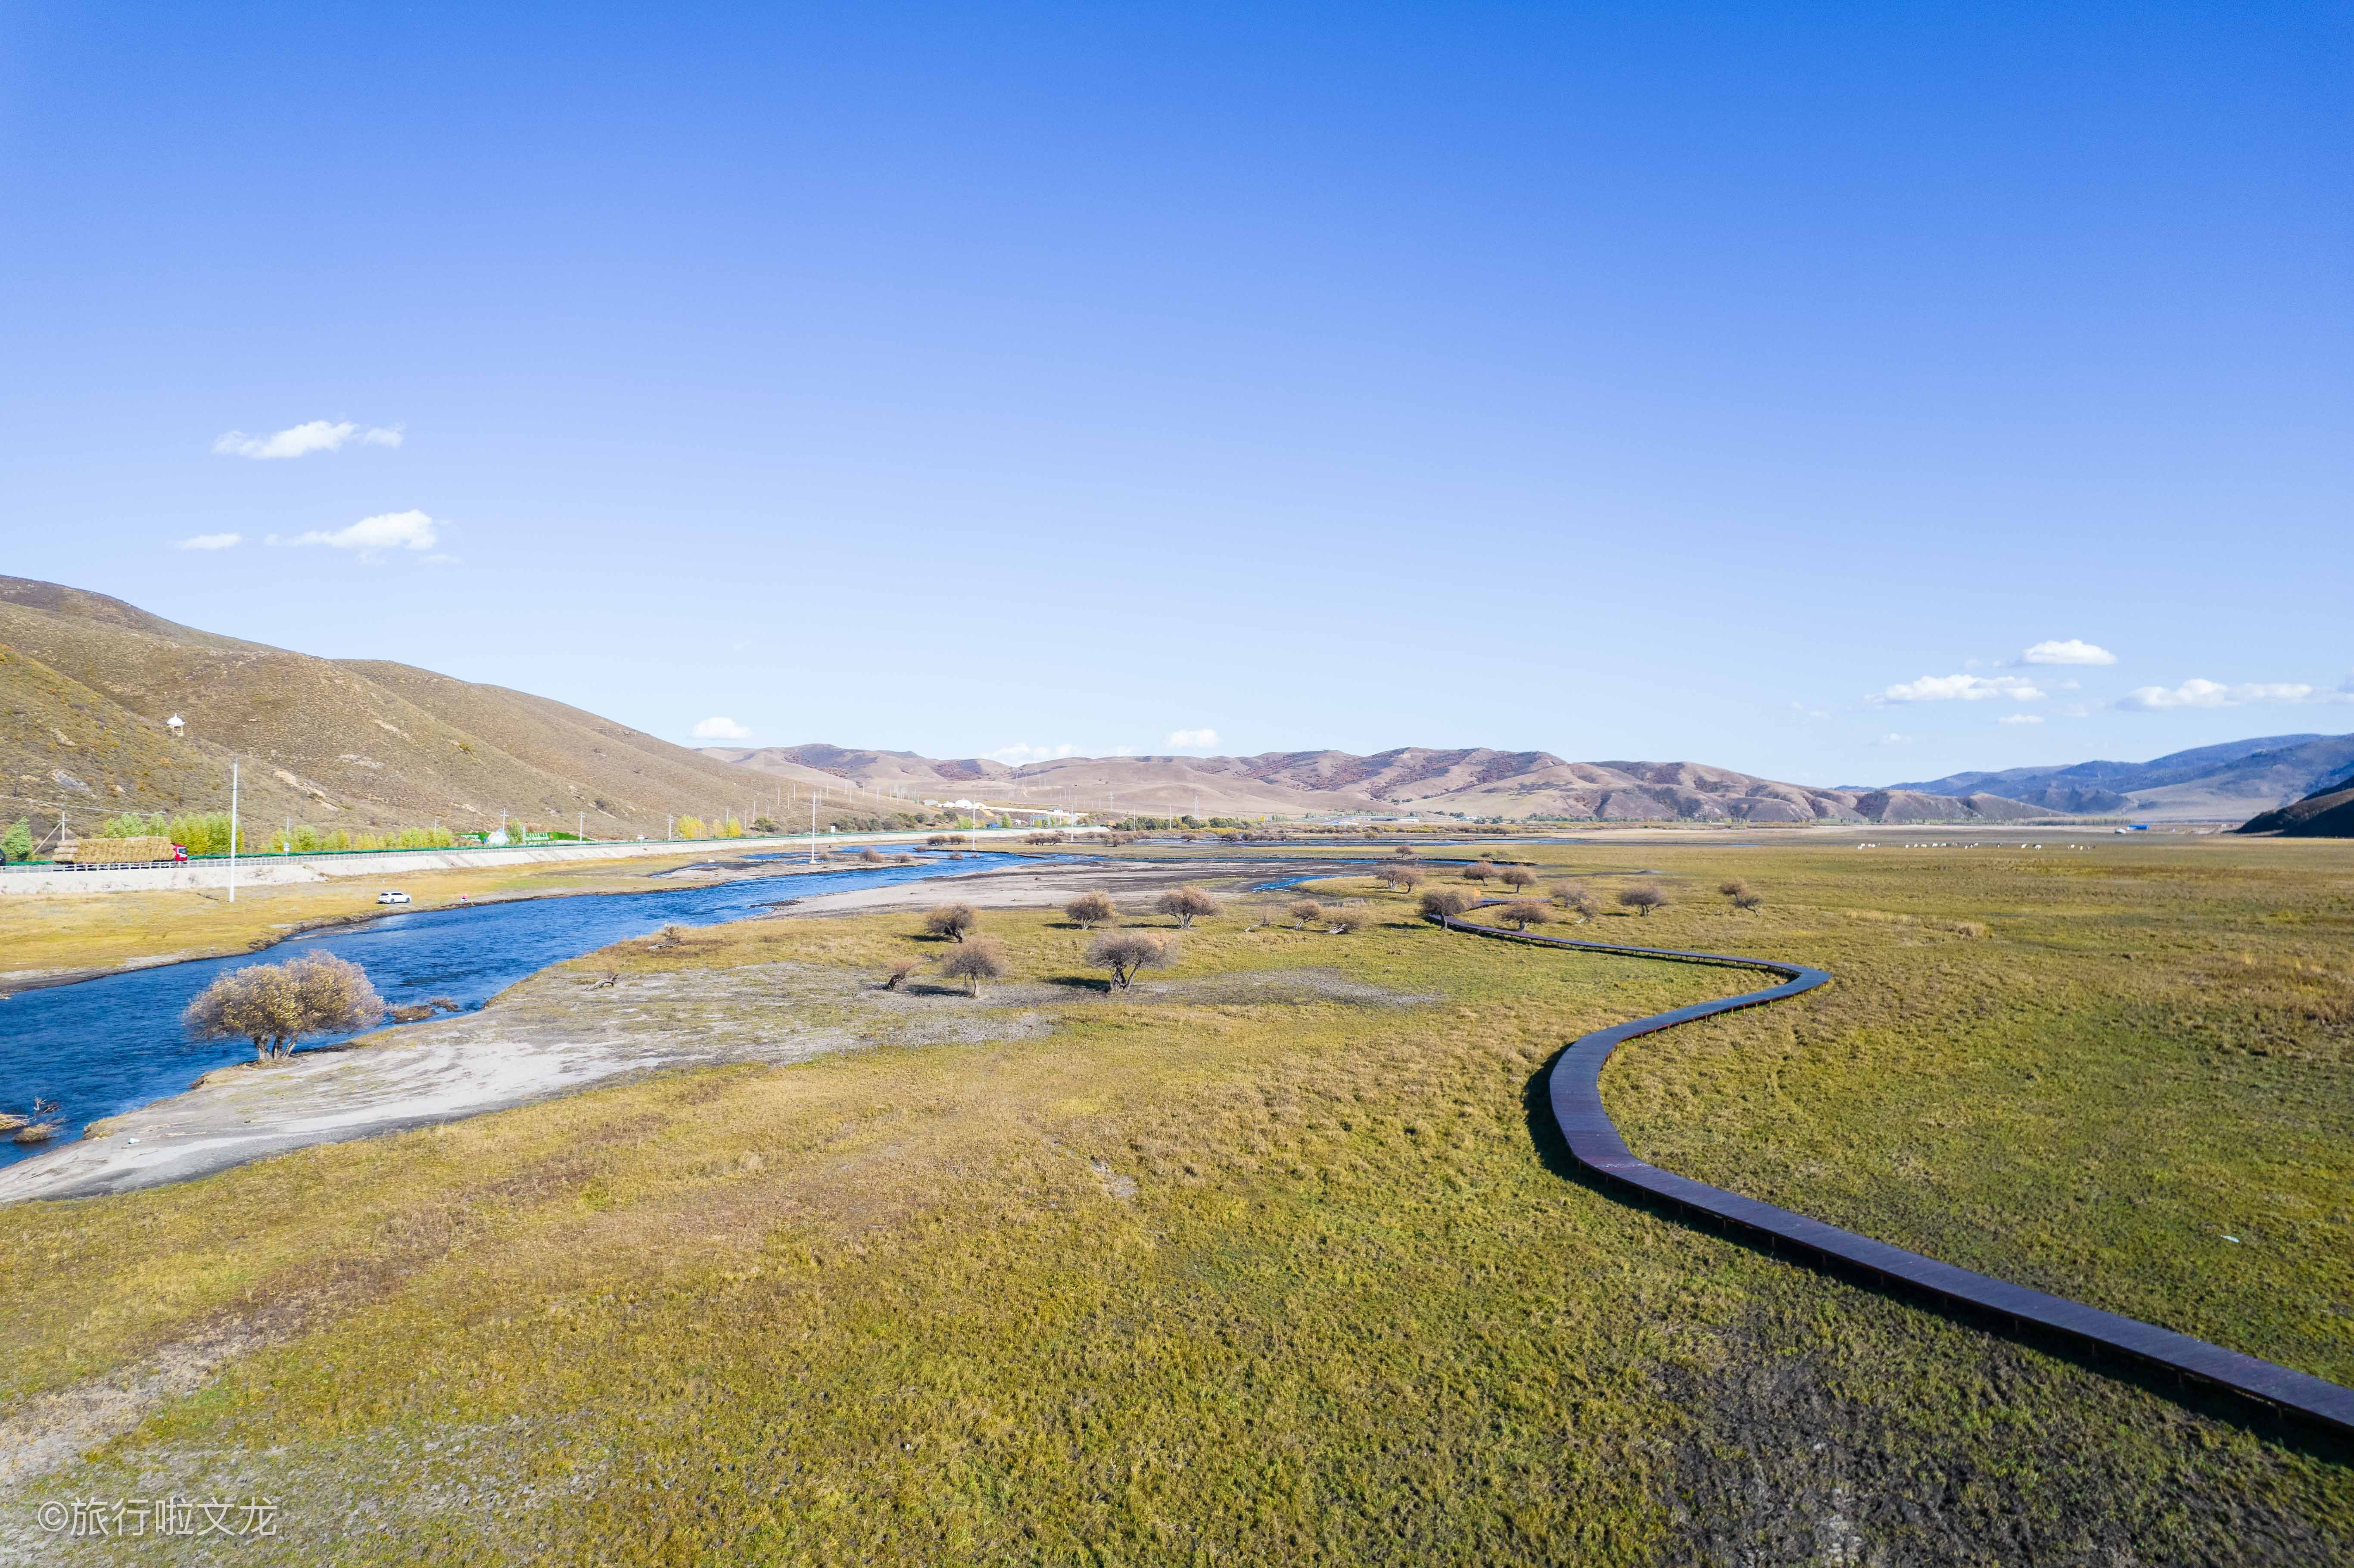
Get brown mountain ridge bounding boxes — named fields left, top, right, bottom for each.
left=704, top=744, right=2057, bottom=825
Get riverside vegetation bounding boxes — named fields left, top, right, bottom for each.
left=0, top=839, right=2349, bottom=1562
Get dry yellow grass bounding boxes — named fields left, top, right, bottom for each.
left=1, top=843, right=2350, bottom=1563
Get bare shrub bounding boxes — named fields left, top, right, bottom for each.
left=1420, top=888, right=1470, bottom=922
left=859, top=846, right=885, bottom=865
left=937, top=938, right=1007, bottom=996
left=1064, top=891, right=1116, bottom=928
left=1025, top=831, right=1068, bottom=845
left=1289, top=899, right=1324, bottom=929
left=1395, top=867, right=1426, bottom=893
left=1327, top=910, right=1365, bottom=933
left=1461, top=863, right=1496, bottom=890
left=1619, top=884, right=1668, bottom=918
left=1555, top=885, right=1598, bottom=921
left=183, top=952, right=384, bottom=1062
left=1733, top=890, right=1764, bottom=915
left=1087, top=930, right=1173, bottom=990
left=1156, top=885, right=1218, bottom=927
left=1718, top=878, right=1748, bottom=899
left=1499, top=866, right=1538, bottom=894
left=923, top=903, right=980, bottom=942
left=1498, top=899, right=1551, bottom=931
left=882, top=958, right=921, bottom=990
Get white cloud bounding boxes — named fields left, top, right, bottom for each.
left=213, top=420, right=403, bottom=460
left=1877, top=733, right=1914, bottom=745
left=1871, top=674, right=2045, bottom=704
left=1998, top=713, right=2044, bottom=725
left=1165, top=728, right=1220, bottom=749
left=691, top=716, right=751, bottom=740
left=2116, top=679, right=2315, bottom=711
left=175, top=532, right=242, bottom=551
left=286, top=509, right=439, bottom=553
left=987, top=742, right=1080, bottom=764
left=2021, top=639, right=2116, bottom=666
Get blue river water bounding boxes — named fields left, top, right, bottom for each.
left=0, top=852, right=1036, bottom=1168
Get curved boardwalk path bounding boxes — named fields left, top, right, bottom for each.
left=1434, top=909, right=2354, bottom=1439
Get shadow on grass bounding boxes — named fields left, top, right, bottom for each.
left=1517, top=1047, right=2354, bottom=1462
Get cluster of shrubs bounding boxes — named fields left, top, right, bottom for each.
left=884, top=885, right=1224, bottom=997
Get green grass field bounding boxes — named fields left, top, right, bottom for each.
left=3, top=838, right=2350, bottom=1563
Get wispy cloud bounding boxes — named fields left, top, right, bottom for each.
left=1877, top=733, right=1914, bottom=745
left=987, top=742, right=1081, bottom=764
left=213, top=420, right=404, bottom=460
left=2116, top=679, right=2314, bottom=710
left=1165, top=728, right=1220, bottom=749
left=175, top=532, right=243, bottom=551
left=1998, top=713, right=2044, bottom=725
left=2020, top=639, right=2116, bottom=666
left=285, top=509, right=439, bottom=554
left=691, top=716, right=751, bottom=740
left=1871, top=674, right=2044, bottom=704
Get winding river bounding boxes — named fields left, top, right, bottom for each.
left=0, top=853, right=1034, bottom=1168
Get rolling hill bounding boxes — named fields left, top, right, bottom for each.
left=2234, top=772, right=2354, bottom=838
left=0, top=577, right=861, bottom=843
left=1888, top=733, right=2354, bottom=821
left=704, top=744, right=2060, bottom=825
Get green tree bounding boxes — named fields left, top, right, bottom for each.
left=0, top=819, right=34, bottom=864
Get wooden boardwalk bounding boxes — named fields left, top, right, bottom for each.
left=1435, top=909, right=2354, bottom=1438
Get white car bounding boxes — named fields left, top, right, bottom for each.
left=376, top=890, right=411, bottom=905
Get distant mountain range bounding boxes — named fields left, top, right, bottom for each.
left=0, top=578, right=863, bottom=840
left=14, top=577, right=2334, bottom=837
left=704, top=744, right=2057, bottom=826
left=1885, top=733, right=2354, bottom=822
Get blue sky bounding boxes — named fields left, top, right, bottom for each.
left=3, top=2, right=2347, bottom=785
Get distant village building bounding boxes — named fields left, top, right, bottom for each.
left=165, top=714, right=184, bottom=737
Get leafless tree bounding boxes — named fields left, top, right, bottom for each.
left=1395, top=867, right=1426, bottom=893
left=1420, top=888, right=1470, bottom=923
left=1289, top=899, right=1323, bottom=928
left=1718, top=878, right=1748, bottom=900
left=1498, top=899, right=1551, bottom=931
left=1619, top=884, right=1668, bottom=918
left=1157, top=885, right=1218, bottom=927
left=1461, top=863, right=1496, bottom=890
left=1732, top=890, right=1764, bottom=915
left=1499, top=865, right=1538, bottom=894
left=1087, top=930, right=1172, bottom=990
left=924, top=903, right=980, bottom=943
left=859, top=846, right=885, bottom=864
left=882, top=957, right=921, bottom=990
left=1065, top=891, right=1116, bottom=928
left=182, top=952, right=385, bottom=1061
left=1327, top=909, right=1366, bottom=933
left=937, top=938, right=1007, bottom=996
left=1389, top=845, right=1417, bottom=860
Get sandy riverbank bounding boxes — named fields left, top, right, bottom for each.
left=0, top=858, right=1274, bottom=1204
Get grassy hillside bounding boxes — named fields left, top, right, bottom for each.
left=0, top=578, right=876, bottom=845
left=3, top=840, right=2349, bottom=1562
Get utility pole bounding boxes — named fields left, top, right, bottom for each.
left=666, top=814, right=673, bottom=841
left=809, top=793, right=817, bottom=865
left=578, top=809, right=585, bottom=841
left=228, top=760, right=239, bottom=903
